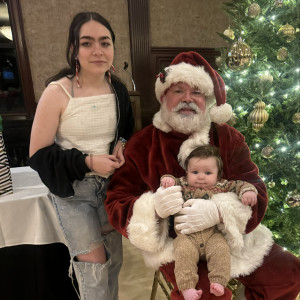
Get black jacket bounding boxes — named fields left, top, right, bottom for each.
left=29, top=77, right=135, bottom=197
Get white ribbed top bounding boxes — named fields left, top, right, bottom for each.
left=51, top=82, right=117, bottom=155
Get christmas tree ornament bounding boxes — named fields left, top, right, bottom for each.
left=292, top=112, right=300, bottom=124
left=261, top=145, right=274, bottom=158
left=227, top=112, right=238, bottom=126
left=249, top=101, right=269, bottom=131
left=275, top=0, right=283, bottom=7
left=247, top=3, right=261, bottom=18
left=268, top=181, right=275, bottom=188
left=226, top=38, right=253, bottom=71
left=215, top=56, right=224, bottom=68
left=286, top=190, right=300, bottom=207
left=223, top=26, right=235, bottom=40
left=276, top=47, right=289, bottom=61
left=277, top=24, right=296, bottom=42
left=260, top=73, right=273, bottom=82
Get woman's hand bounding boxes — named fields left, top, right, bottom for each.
left=112, top=141, right=125, bottom=167
left=85, top=154, right=122, bottom=177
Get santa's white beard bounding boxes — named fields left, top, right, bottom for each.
left=160, top=102, right=211, bottom=134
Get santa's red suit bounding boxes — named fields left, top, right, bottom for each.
left=106, top=122, right=299, bottom=299
left=106, top=52, right=300, bottom=299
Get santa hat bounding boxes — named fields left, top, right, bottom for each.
left=155, top=51, right=232, bottom=124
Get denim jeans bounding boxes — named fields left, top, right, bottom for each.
left=50, top=176, right=122, bottom=300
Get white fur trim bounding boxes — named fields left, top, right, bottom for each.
left=211, top=193, right=273, bottom=277
left=137, top=192, right=273, bottom=277
left=142, top=237, right=174, bottom=270
left=155, top=63, right=214, bottom=102
left=230, top=224, right=273, bottom=277
left=178, top=124, right=211, bottom=167
left=213, top=192, right=252, bottom=250
left=127, top=191, right=170, bottom=253
left=152, top=110, right=173, bottom=133
left=209, top=103, right=233, bottom=124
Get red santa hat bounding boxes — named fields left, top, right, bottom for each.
left=155, top=51, right=232, bottom=124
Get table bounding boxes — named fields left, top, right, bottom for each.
left=0, top=167, right=78, bottom=300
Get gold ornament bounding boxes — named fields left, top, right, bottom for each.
left=226, top=38, right=253, bottom=71
left=277, top=24, right=296, bottom=42
left=261, top=145, right=274, bottom=158
left=286, top=190, right=300, bottom=207
left=247, top=3, right=261, bottom=18
left=292, top=112, right=300, bottom=124
left=249, top=101, right=269, bottom=131
left=227, top=112, right=238, bottom=126
left=277, top=47, right=289, bottom=61
left=259, top=73, right=273, bottom=82
left=223, top=26, right=235, bottom=40
left=268, top=181, right=275, bottom=188
left=215, top=56, right=223, bottom=68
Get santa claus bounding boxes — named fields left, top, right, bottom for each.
left=106, top=51, right=300, bottom=300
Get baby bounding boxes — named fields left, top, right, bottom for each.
left=161, top=145, right=257, bottom=300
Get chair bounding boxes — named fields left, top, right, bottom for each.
left=150, top=270, right=173, bottom=300
left=150, top=270, right=241, bottom=300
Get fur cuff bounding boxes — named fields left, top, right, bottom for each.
left=142, top=237, right=174, bottom=270
left=230, top=224, right=273, bottom=277
left=127, top=191, right=170, bottom=252
left=212, top=192, right=252, bottom=250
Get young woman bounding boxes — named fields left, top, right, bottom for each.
left=29, top=12, right=134, bottom=300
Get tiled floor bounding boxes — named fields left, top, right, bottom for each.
left=119, top=236, right=166, bottom=300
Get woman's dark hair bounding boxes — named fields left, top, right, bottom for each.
left=45, top=12, right=115, bottom=86
left=184, top=145, right=223, bottom=180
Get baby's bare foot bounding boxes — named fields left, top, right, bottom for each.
left=182, top=288, right=203, bottom=300
left=210, top=283, right=224, bottom=296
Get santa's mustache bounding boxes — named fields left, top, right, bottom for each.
left=173, top=102, right=200, bottom=113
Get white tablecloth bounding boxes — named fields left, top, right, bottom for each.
left=0, top=167, right=65, bottom=248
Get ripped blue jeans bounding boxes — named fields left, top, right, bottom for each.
left=50, top=176, right=122, bottom=300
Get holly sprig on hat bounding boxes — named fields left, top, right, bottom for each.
left=156, top=68, right=168, bottom=83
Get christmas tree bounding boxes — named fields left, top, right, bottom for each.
left=216, top=0, right=300, bottom=255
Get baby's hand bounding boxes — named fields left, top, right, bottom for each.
left=161, top=177, right=176, bottom=188
left=241, top=191, right=257, bottom=207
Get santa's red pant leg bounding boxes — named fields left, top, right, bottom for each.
left=239, top=243, right=300, bottom=300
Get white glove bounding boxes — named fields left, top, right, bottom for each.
left=175, top=198, right=220, bottom=234
left=154, top=186, right=183, bottom=218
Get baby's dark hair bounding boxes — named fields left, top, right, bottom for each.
left=184, top=145, right=223, bottom=180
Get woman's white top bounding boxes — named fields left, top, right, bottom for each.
left=50, top=82, right=117, bottom=156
